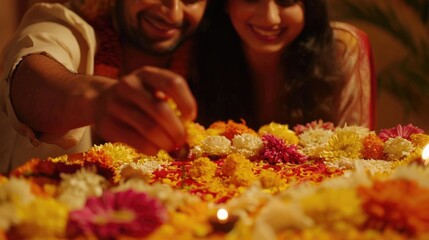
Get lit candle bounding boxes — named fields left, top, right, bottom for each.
left=422, top=144, right=429, bottom=167
left=217, top=208, right=229, bottom=224
left=209, top=208, right=238, bottom=233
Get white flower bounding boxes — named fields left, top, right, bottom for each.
left=122, top=159, right=165, bottom=175
left=299, top=128, right=333, bottom=157
left=57, top=167, right=107, bottom=209
left=0, top=178, right=34, bottom=230
left=231, top=133, right=264, bottom=158
left=384, top=137, right=414, bottom=161
left=201, top=135, right=231, bottom=156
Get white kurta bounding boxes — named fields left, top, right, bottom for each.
left=0, top=3, right=96, bottom=173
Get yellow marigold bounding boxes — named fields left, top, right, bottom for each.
left=230, top=169, right=256, bottom=187
left=258, top=122, right=299, bottom=145
left=16, top=197, right=68, bottom=238
left=221, top=153, right=253, bottom=177
left=300, top=188, right=365, bottom=230
left=209, top=120, right=255, bottom=140
left=259, top=169, right=284, bottom=189
left=321, top=131, right=362, bottom=161
left=188, top=157, right=217, bottom=180
left=410, top=133, right=429, bottom=148
left=91, top=142, right=139, bottom=164
left=185, top=122, right=207, bottom=147
left=361, top=133, right=385, bottom=160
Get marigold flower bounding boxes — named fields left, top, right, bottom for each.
left=185, top=122, right=208, bottom=147
left=67, top=189, right=168, bottom=239
left=189, top=157, right=217, bottom=180
left=358, top=179, right=429, bottom=236
left=259, top=122, right=299, bottom=145
left=221, top=153, right=253, bottom=177
left=361, top=133, right=386, bottom=160
left=16, top=197, right=69, bottom=238
left=214, top=120, right=256, bottom=140
left=259, top=169, right=284, bottom=189
left=300, top=188, right=365, bottom=230
left=379, top=124, right=424, bottom=141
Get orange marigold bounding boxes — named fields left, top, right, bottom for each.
left=209, top=120, right=255, bottom=140
left=358, top=179, right=429, bottom=236
left=361, top=134, right=386, bottom=160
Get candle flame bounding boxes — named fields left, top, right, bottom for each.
left=217, top=208, right=229, bottom=222
left=422, top=144, right=429, bottom=166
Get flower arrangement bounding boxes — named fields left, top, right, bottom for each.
left=1, top=120, right=429, bottom=239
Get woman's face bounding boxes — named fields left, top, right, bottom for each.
left=227, top=0, right=305, bottom=54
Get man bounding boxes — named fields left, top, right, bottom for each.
left=0, top=0, right=207, bottom=172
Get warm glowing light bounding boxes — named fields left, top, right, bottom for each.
left=422, top=144, right=429, bottom=166
left=217, top=208, right=229, bottom=223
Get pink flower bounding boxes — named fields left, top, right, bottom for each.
left=379, top=124, right=424, bottom=141
left=67, top=189, right=168, bottom=239
left=293, top=120, right=335, bottom=135
left=261, top=134, right=308, bottom=164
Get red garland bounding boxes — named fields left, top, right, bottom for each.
left=91, top=16, right=192, bottom=79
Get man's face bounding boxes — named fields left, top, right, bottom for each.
left=116, top=0, right=207, bottom=55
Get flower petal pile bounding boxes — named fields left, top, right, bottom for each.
left=1, top=120, right=429, bottom=239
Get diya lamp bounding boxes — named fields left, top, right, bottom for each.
left=209, top=208, right=239, bottom=233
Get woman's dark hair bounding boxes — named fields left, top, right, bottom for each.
left=190, top=0, right=342, bottom=128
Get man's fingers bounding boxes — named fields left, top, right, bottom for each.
left=116, top=78, right=187, bottom=146
left=133, top=66, right=197, bottom=121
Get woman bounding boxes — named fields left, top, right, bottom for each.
left=191, top=0, right=372, bottom=129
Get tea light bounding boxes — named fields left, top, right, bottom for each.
left=422, top=144, right=429, bottom=167
left=209, top=208, right=238, bottom=233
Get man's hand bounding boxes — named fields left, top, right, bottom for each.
left=93, top=66, right=197, bottom=155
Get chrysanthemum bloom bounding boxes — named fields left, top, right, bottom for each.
left=201, top=135, right=231, bottom=156
left=231, top=133, right=264, bottom=158
left=299, top=128, right=333, bottom=158
left=321, top=131, right=362, bottom=162
left=361, top=133, right=386, bottom=160
left=261, top=134, right=308, bottom=164
left=383, top=137, right=414, bottom=161
left=67, top=189, right=168, bottom=239
left=209, top=120, right=256, bottom=140
left=410, top=133, right=429, bottom=148
left=358, top=179, right=429, bottom=236
left=258, top=122, right=299, bottom=145
left=379, top=124, right=424, bottom=142
left=293, top=119, right=335, bottom=135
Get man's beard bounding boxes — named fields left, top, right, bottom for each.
left=114, top=1, right=187, bottom=56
